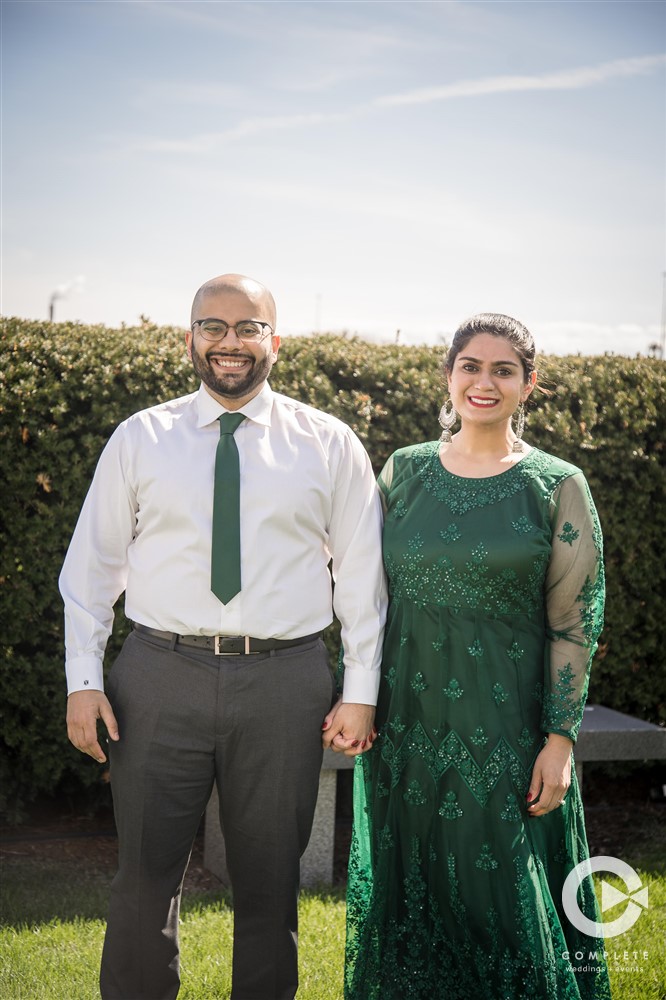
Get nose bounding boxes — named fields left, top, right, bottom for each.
left=473, top=369, right=494, bottom=389
left=217, top=326, right=245, bottom=347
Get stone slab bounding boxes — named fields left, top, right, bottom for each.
left=204, top=761, right=343, bottom=889
left=576, top=704, right=666, bottom=761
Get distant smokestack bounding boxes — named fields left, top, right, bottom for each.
left=48, top=275, right=86, bottom=322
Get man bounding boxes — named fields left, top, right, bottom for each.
left=60, top=273, right=387, bottom=1000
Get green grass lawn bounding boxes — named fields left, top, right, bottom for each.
left=1, top=858, right=664, bottom=999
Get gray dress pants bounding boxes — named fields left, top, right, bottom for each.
left=100, top=629, right=336, bottom=1000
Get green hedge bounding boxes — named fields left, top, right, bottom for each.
left=1, top=318, right=664, bottom=819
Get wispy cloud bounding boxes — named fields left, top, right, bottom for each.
left=373, top=54, right=666, bottom=108
left=128, top=112, right=348, bottom=154
left=122, top=52, right=666, bottom=154
left=132, top=81, right=243, bottom=111
left=217, top=111, right=348, bottom=140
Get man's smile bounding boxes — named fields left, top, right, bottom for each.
left=208, top=354, right=252, bottom=371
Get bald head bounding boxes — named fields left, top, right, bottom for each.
left=191, top=273, right=277, bottom=330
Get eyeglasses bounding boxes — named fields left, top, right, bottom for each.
left=191, top=318, right=274, bottom=343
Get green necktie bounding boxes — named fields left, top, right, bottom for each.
left=211, top=411, right=246, bottom=604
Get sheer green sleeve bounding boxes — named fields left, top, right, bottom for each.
left=377, top=454, right=394, bottom=512
left=542, top=472, right=605, bottom=743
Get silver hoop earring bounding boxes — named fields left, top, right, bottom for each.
left=512, top=402, right=526, bottom=453
left=438, top=400, right=457, bottom=443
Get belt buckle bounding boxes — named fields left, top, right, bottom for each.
left=214, top=635, right=254, bottom=655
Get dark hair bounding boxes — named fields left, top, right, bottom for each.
left=443, top=313, right=536, bottom=383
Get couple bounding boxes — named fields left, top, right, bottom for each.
left=60, top=273, right=611, bottom=999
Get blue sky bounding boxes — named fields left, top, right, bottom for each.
left=2, top=0, right=665, bottom=355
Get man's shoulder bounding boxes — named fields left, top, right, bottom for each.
left=271, top=390, right=352, bottom=435
left=118, top=391, right=199, bottom=431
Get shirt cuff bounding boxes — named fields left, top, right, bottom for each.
left=66, top=655, right=105, bottom=695
left=341, top=666, right=380, bottom=706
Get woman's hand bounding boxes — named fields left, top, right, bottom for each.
left=322, top=699, right=377, bottom=756
left=526, top=733, right=573, bottom=817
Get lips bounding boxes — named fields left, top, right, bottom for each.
left=468, top=396, right=499, bottom=407
left=208, top=354, right=252, bottom=372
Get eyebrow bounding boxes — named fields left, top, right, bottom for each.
left=459, top=355, right=519, bottom=367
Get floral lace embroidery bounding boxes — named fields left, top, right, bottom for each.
left=500, top=793, right=522, bottom=821
left=492, top=683, right=509, bottom=704
left=577, top=576, right=604, bottom=645
left=443, top=678, right=463, bottom=700
left=476, top=844, right=499, bottom=870
left=507, top=641, right=524, bottom=662
left=440, top=523, right=461, bottom=543
left=377, top=825, right=394, bottom=850
left=379, top=724, right=530, bottom=806
left=393, top=499, right=408, bottom=518
left=468, top=639, right=484, bottom=658
left=558, top=521, right=579, bottom=545
left=411, top=671, right=427, bottom=694
left=439, top=790, right=463, bottom=819
left=345, top=828, right=611, bottom=1000
left=470, top=727, right=488, bottom=748
left=386, top=541, right=548, bottom=615
left=404, top=780, right=428, bottom=806
left=512, top=515, right=535, bottom=534
left=413, top=442, right=553, bottom=514
left=517, top=728, right=534, bottom=751
left=542, top=663, right=586, bottom=742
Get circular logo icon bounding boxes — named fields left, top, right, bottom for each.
left=562, top=855, right=648, bottom=939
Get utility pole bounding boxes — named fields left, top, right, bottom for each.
left=661, top=271, right=666, bottom=359
left=315, top=294, right=322, bottom=334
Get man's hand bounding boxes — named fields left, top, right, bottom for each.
left=322, top=700, right=376, bottom=757
left=67, top=690, right=119, bottom=763
left=526, top=733, right=573, bottom=817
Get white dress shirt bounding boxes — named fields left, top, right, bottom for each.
left=59, top=382, right=387, bottom=703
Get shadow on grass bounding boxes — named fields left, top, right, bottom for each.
left=1, top=858, right=112, bottom=927
left=0, top=857, right=346, bottom=930
left=0, top=859, right=235, bottom=929
left=584, top=801, right=666, bottom=878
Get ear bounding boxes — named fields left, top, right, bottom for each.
left=522, top=369, right=537, bottom=401
left=185, top=330, right=193, bottom=360
left=270, top=334, right=281, bottom=362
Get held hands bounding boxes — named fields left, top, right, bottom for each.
left=67, top=690, right=119, bottom=763
left=526, top=733, right=573, bottom=817
left=322, top=699, right=377, bottom=757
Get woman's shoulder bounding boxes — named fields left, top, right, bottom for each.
left=378, top=441, right=437, bottom=495
left=528, top=446, right=585, bottom=480
left=388, top=440, right=439, bottom=465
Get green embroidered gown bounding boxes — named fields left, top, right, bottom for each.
left=345, top=443, right=611, bottom=1000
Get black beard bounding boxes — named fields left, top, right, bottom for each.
left=191, top=344, right=273, bottom=399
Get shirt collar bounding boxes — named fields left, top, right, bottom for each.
left=195, top=381, right=273, bottom=429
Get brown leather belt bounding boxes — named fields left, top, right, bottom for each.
left=132, top=622, right=322, bottom=656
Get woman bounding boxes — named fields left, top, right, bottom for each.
left=345, top=314, right=611, bottom=999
